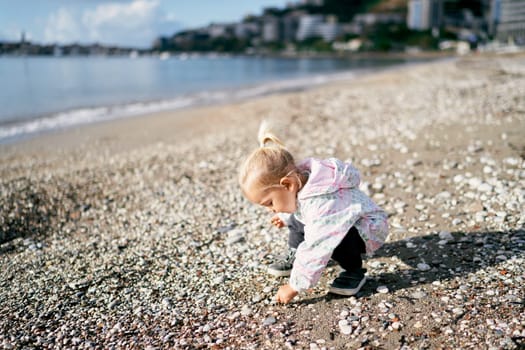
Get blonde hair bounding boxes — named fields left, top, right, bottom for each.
left=239, top=121, right=297, bottom=192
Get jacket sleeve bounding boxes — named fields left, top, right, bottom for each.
left=289, top=192, right=363, bottom=292
left=341, top=160, right=361, bottom=189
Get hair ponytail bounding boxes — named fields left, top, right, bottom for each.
left=257, top=120, right=285, bottom=148
left=239, top=120, right=296, bottom=191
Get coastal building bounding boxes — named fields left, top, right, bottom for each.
left=490, top=0, right=525, bottom=44
left=208, top=24, right=232, bottom=38
left=296, top=15, right=324, bottom=41
left=407, top=0, right=443, bottom=30
left=315, top=23, right=340, bottom=41
left=488, top=0, right=500, bottom=36
left=301, top=0, right=324, bottom=6
left=340, top=22, right=363, bottom=36
left=234, top=22, right=260, bottom=39
left=262, top=16, right=281, bottom=42
left=344, top=12, right=404, bottom=38
left=282, top=12, right=303, bottom=42
left=316, top=16, right=341, bottom=42
left=354, top=13, right=405, bottom=26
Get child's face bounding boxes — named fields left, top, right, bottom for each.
left=244, top=176, right=299, bottom=214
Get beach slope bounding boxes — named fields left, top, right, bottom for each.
left=1, top=53, right=524, bottom=349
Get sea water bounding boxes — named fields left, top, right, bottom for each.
left=0, top=54, right=424, bottom=143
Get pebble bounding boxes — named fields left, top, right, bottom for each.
left=411, top=291, right=427, bottom=299
left=339, top=323, right=353, bottom=335
left=161, top=297, right=172, bottom=308
left=213, top=276, right=225, bottom=284
left=406, top=241, right=416, bottom=248
left=392, top=321, right=402, bottom=330
left=439, top=231, right=454, bottom=241
left=228, top=311, right=241, bottom=320
left=262, top=286, right=273, bottom=293
left=478, top=183, right=493, bottom=193
left=377, top=286, right=389, bottom=294
left=225, top=229, right=246, bottom=245
left=417, top=263, right=431, bottom=271
left=368, top=261, right=382, bottom=268
left=452, top=308, right=465, bottom=316
left=240, top=305, right=252, bottom=316
left=452, top=218, right=463, bottom=226
left=262, top=317, right=276, bottom=326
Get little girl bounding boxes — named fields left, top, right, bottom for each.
left=239, top=122, right=388, bottom=304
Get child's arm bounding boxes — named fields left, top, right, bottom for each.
left=289, top=199, right=362, bottom=293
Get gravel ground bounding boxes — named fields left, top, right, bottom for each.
left=1, top=53, right=524, bottom=349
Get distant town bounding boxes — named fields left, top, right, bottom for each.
left=1, top=0, right=524, bottom=57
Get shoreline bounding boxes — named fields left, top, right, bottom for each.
left=0, top=48, right=458, bottom=60
left=0, top=54, right=449, bottom=148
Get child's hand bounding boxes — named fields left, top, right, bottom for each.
left=275, top=284, right=298, bottom=304
left=270, top=214, right=286, bottom=228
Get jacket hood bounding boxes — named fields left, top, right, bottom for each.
left=297, top=158, right=360, bottom=200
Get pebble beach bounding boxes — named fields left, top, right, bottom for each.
left=1, top=53, right=524, bottom=349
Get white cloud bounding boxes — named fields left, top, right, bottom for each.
left=43, top=0, right=180, bottom=48
left=163, top=12, right=178, bottom=22
left=0, top=27, right=30, bottom=42
left=44, top=8, right=81, bottom=44
left=82, top=0, right=159, bottom=46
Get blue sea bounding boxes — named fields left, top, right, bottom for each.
left=0, top=54, right=428, bottom=143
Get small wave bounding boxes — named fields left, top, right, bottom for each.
left=0, top=97, right=197, bottom=143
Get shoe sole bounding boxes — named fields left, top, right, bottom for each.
left=328, top=276, right=366, bottom=296
left=267, top=268, right=291, bottom=277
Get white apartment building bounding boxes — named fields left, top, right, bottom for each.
left=296, top=15, right=324, bottom=41
left=316, top=22, right=341, bottom=41
left=407, top=0, right=443, bottom=30
left=491, top=0, right=525, bottom=44
left=263, top=16, right=280, bottom=42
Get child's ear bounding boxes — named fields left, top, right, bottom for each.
left=279, top=176, right=295, bottom=191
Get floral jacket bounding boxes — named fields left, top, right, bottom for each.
left=290, top=158, right=388, bottom=292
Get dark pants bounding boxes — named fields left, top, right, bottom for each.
left=288, top=215, right=366, bottom=272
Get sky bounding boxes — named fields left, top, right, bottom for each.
left=0, top=0, right=287, bottom=48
